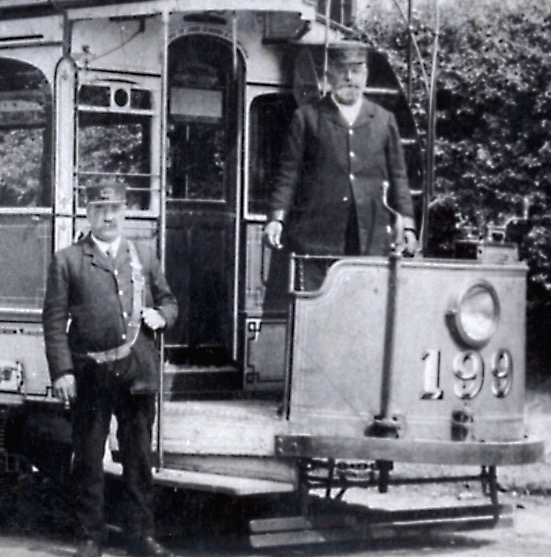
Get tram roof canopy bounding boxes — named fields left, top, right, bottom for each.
left=0, top=0, right=318, bottom=19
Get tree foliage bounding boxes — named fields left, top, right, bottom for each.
left=361, top=0, right=551, bottom=299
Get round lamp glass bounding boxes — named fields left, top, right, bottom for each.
left=455, top=282, right=500, bottom=347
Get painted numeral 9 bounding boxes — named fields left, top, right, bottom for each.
left=453, top=351, right=484, bottom=399
left=492, top=349, right=513, bottom=398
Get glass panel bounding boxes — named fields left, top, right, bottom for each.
left=170, top=87, right=223, bottom=122
left=78, top=85, right=110, bottom=107
left=131, top=89, right=152, bottom=110
left=76, top=111, right=152, bottom=210
left=0, top=58, right=52, bottom=208
left=0, top=214, right=51, bottom=310
left=248, top=94, right=296, bottom=215
left=167, top=34, right=239, bottom=205
left=168, top=122, right=226, bottom=201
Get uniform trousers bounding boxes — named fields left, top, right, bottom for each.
left=71, top=360, right=156, bottom=542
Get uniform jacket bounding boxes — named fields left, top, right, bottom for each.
left=269, top=95, right=414, bottom=255
left=42, top=234, right=178, bottom=392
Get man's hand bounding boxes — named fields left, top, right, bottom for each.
left=263, top=221, right=284, bottom=250
left=394, top=214, right=418, bottom=256
left=402, top=229, right=418, bottom=256
left=53, top=373, right=76, bottom=407
left=142, top=308, right=167, bottom=331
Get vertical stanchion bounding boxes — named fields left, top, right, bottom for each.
left=156, top=8, right=170, bottom=471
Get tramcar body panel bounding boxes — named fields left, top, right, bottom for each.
left=288, top=257, right=527, bottom=443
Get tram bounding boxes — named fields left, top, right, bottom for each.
left=0, top=0, right=543, bottom=547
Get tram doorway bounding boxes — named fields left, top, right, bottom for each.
left=164, top=35, right=243, bottom=372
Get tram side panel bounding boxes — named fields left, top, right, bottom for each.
left=288, top=258, right=528, bottom=447
left=288, top=258, right=388, bottom=435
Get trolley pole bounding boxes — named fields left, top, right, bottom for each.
left=407, top=0, right=413, bottom=102
left=421, top=0, right=440, bottom=255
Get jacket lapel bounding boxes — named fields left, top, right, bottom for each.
left=319, top=95, right=348, bottom=128
left=353, top=98, right=377, bottom=128
left=83, top=234, right=113, bottom=272
left=115, top=238, right=132, bottom=269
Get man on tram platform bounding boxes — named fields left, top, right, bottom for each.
left=263, top=39, right=417, bottom=290
left=42, top=182, right=178, bottom=557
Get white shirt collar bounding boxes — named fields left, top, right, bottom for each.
left=91, top=234, right=122, bottom=257
left=331, top=94, right=363, bottom=125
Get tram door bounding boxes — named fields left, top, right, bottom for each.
left=164, top=35, right=243, bottom=369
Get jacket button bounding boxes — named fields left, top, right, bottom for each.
left=119, top=290, right=123, bottom=296
left=349, top=174, right=355, bottom=180
left=122, top=334, right=127, bottom=340
left=342, top=196, right=349, bottom=202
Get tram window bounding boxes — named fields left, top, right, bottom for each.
left=131, top=89, right=152, bottom=110
left=167, top=33, right=243, bottom=205
left=0, top=59, right=52, bottom=208
left=78, top=85, right=110, bottom=107
left=79, top=85, right=152, bottom=111
left=167, top=86, right=226, bottom=202
left=0, top=58, right=52, bottom=311
left=248, top=94, right=296, bottom=216
left=171, top=87, right=222, bottom=122
left=167, top=122, right=226, bottom=202
left=76, top=111, right=152, bottom=210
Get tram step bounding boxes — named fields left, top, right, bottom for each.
left=104, top=457, right=294, bottom=496
left=160, top=398, right=283, bottom=457
left=163, top=363, right=241, bottom=398
left=249, top=503, right=514, bottom=547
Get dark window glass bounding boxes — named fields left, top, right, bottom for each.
left=168, top=122, right=226, bottom=201
left=131, top=89, right=152, bottom=110
left=167, top=34, right=240, bottom=205
left=77, top=111, right=152, bottom=210
left=0, top=59, right=52, bottom=208
left=248, top=94, right=296, bottom=215
left=78, top=85, right=110, bottom=107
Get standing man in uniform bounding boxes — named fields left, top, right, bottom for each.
left=42, top=182, right=178, bottom=557
left=263, top=40, right=417, bottom=289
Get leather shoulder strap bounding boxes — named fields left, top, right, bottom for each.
left=126, top=240, right=145, bottom=347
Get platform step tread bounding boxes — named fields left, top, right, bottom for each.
left=249, top=504, right=514, bottom=547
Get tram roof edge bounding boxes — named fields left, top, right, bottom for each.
left=0, top=0, right=318, bottom=19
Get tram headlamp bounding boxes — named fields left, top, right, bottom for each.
left=447, top=281, right=500, bottom=348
